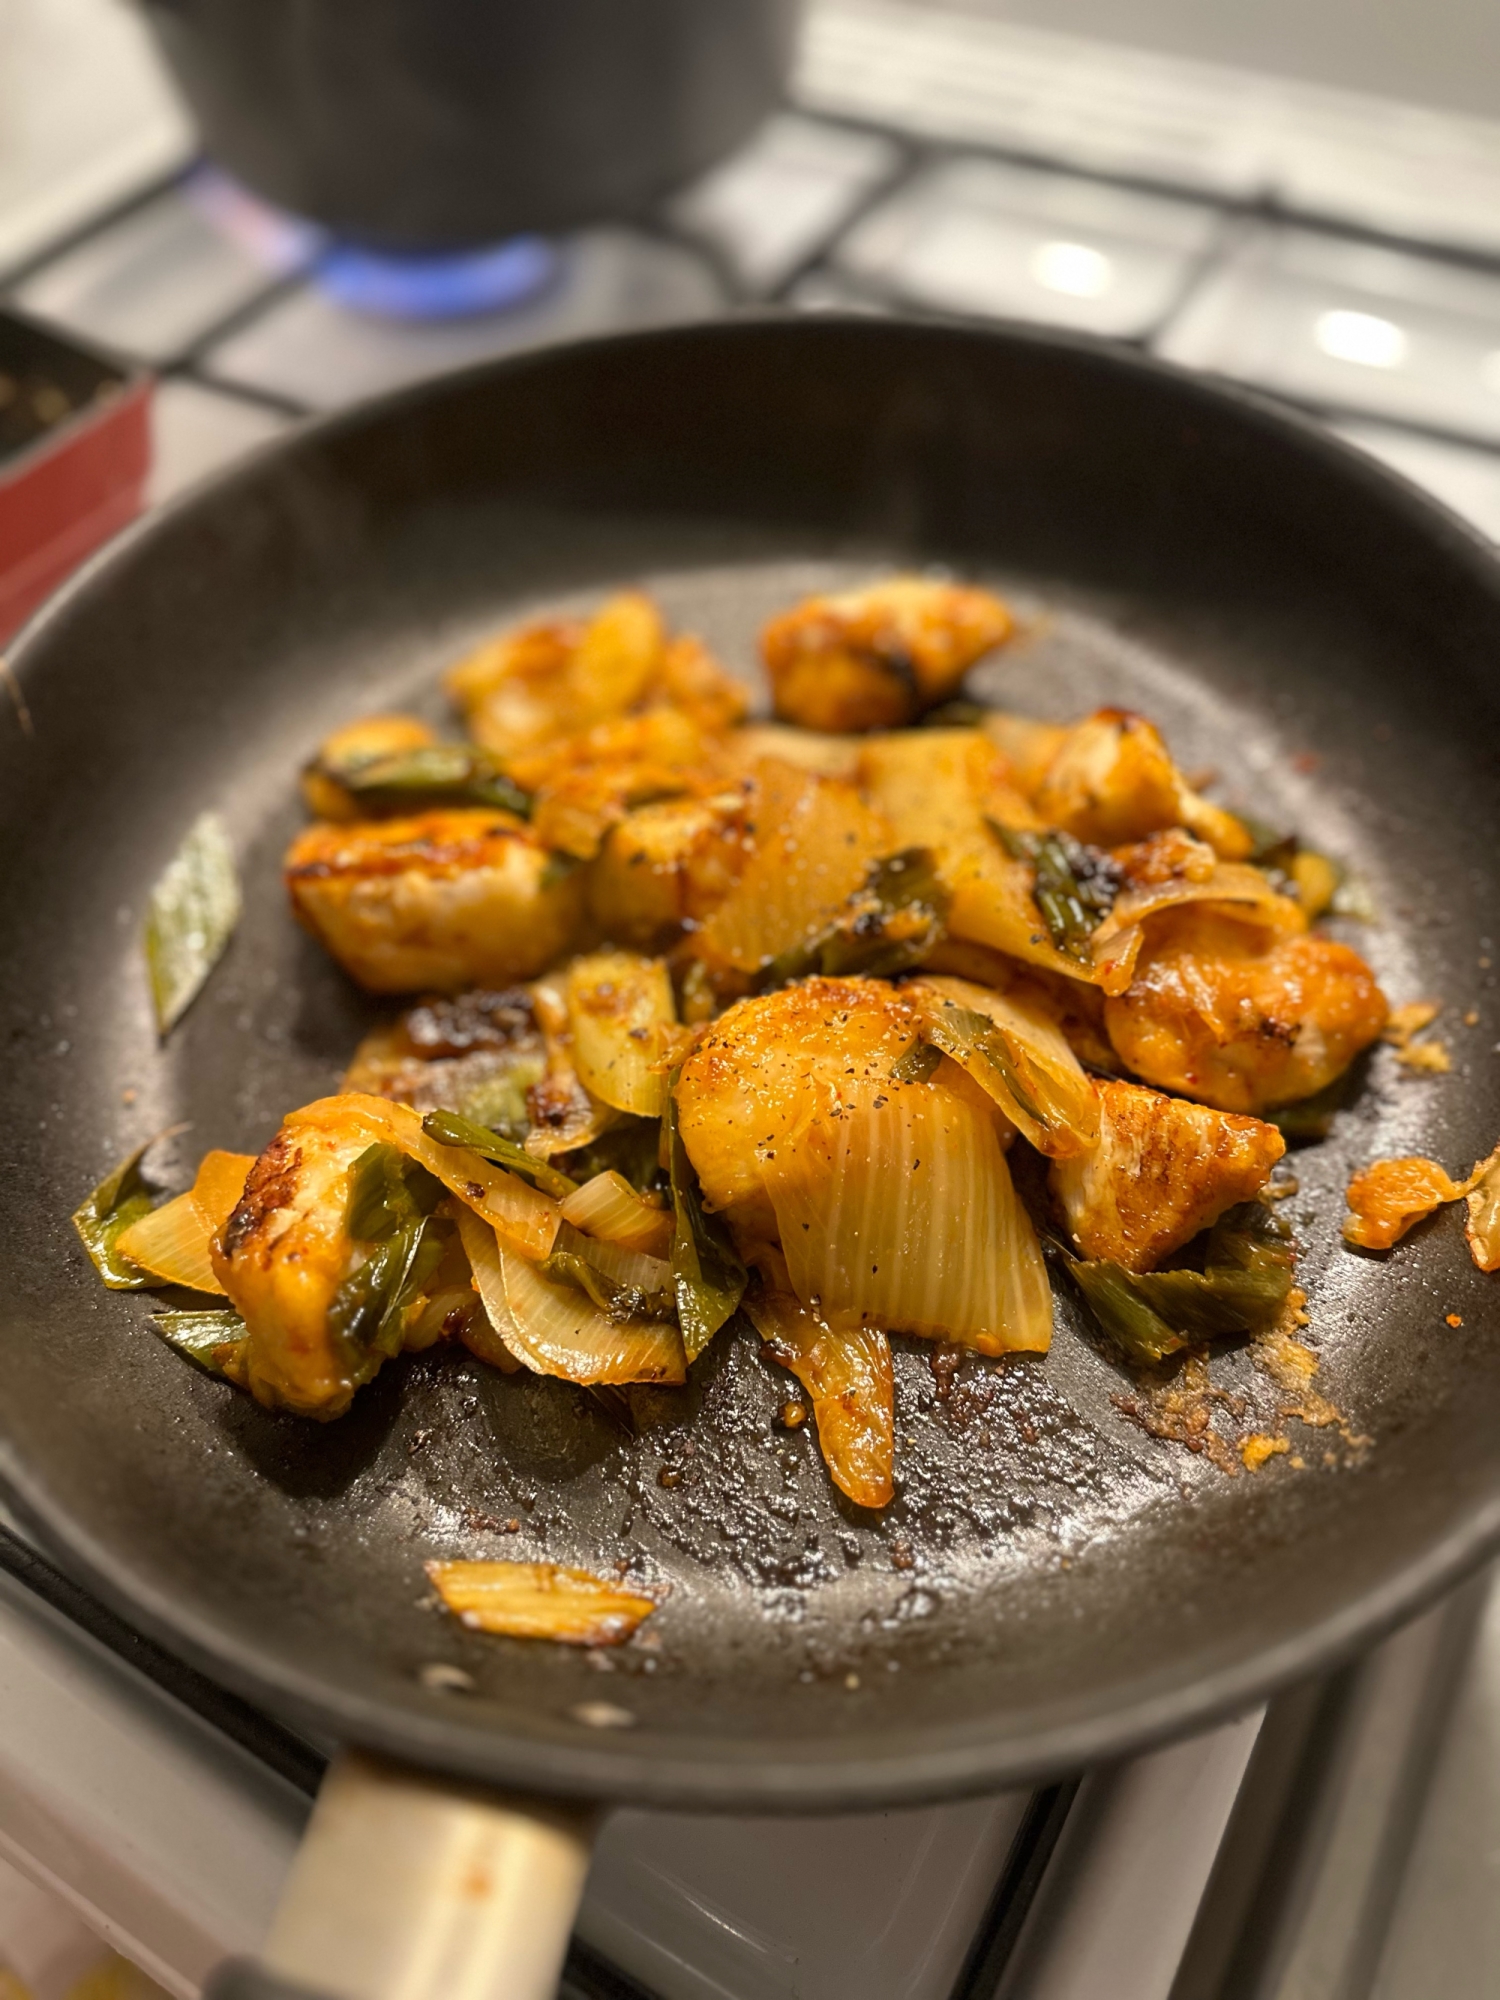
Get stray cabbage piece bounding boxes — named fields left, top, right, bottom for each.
left=284, top=809, right=585, bottom=994
left=427, top=1559, right=657, bottom=1645
left=145, top=812, right=242, bottom=1035
left=302, top=714, right=438, bottom=820
left=1050, top=1079, right=1285, bottom=1272
left=698, top=760, right=888, bottom=974
left=1342, top=1146, right=1500, bottom=1256
left=762, top=577, right=1012, bottom=732
left=1465, top=1152, right=1500, bottom=1271
left=116, top=1149, right=255, bottom=1294
left=1026, top=709, right=1252, bottom=859
left=1105, top=907, right=1388, bottom=1114
left=745, top=1285, right=894, bottom=1509
left=564, top=951, right=680, bottom=1119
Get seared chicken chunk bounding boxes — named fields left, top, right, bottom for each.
left=1051, top=1079, right=1285, bottom=1271
left=1105, top=908, right=1388, bottom=1113
left=212, top=1100, right=380, bottom=1419
left=762, top=578, right=1012, bottom=733
left=285, top=809, right=584, bottom=994
left=445, top=592, right=746, bottom=759
left=585, top=791, right=750, bottom=944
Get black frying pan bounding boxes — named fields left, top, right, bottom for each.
left=3, top=317, right=1500, bottom=1994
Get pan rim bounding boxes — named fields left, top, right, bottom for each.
left=6, top=311, right=1500, bottom=1809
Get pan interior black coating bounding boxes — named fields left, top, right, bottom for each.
left=2, top=319, right=1499, bottom=1810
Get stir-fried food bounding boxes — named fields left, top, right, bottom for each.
left=82, top=572, right=1435, bottom=1547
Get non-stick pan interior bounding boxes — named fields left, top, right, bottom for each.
left=3, top=319, right=1500, bottom=1807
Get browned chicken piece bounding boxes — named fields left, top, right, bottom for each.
left=212, top=1099, right=382, bottom=1419
left=302, top=713, right=438, bottom=821
left=510, top=706, right=727, bottom=860
left=444, top=592, right=747, bottom=760
left=285, top=809, right=585, bottom=994
left=1051, top=1078, right=1285, bottom=1271
left=1105, top=908, right=1388, bottom=1113
left=1027, top=709, right=1251, bottom=859
left=585, top=790, right=750, bottom=944
left=762, top=577, right=1012, bottom=733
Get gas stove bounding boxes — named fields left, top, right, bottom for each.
left=7, top=2, right=1500, bottom=1995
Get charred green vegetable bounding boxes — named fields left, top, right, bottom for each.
left=759, top=848, right=950, bottom=991
left=421, top=1109, right=578, bottom=1199
left=919, top=1001, right=1052, bottom=1134
left=72, top=1141, right=157, bottom=1289
left=890, top=1038, right=943, bottom=1084
left=339, top=745, right=530, bottom=819
left=665, top=1073, right=745, bottom=1362
left=989, top=821, right=1119, bottom=963
left=328, top=1143, right=447, bottom=1369
left=152, top=1308, right=246, bottom=1374
left=539, top=1249, right=676, bottom=1323
left=144, top=813, right=241, bottom=1034
left=1060, top=1204, right=1295, bottom=1365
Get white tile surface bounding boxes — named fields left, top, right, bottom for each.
left=797, top=0, right=1500, bottom=256
left=147, top=378, right=291, bottom=507
left=836, top=155, right=1219, bottom=337
left=1335, top=420, right=1500, bottom=542
left=202, top=229, right=724, bottom=412
left=669, top=112, right=899, bottom=292
left=12, top=180, right=297, bottom=365
left=1158, top=225, right=1500, bottom=441
left=0, top=0, right=192, bottom=282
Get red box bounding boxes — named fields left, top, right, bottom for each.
left=0, top=308, right=152, bottom=643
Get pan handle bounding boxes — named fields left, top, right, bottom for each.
left=202, top=1748, right=598, bottom=2000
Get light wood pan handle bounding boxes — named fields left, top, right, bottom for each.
left=203, top=1749, right=598, bottom=2000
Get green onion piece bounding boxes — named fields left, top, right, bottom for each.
left=1060, top=1203, right=1294, bottom=1365
left=538, top=1249, right=676, bottom=1324
left=761, top=846, right=951, bottom=990
left=341, top=745, right=531, bottom=819
left=151, top=1309, right=246, bottom=1374
left=920, top=1002, right=1050, bottom=1131
left=1330, top=872, right=1376, bottom=922
left=665, top=1073, right=745, bottom=1363
left=420, top=1109, right=578, bottom=1198
left=987, top=820, right=1119, bottom=963
left=329, top=1215, right=446, bottom=1367
left=345, top=1141, right=445, bottom=1240
left=891, top=1038, right=943, bottom=1084
left=144, top=813, right=241, bottom=1035
left=72, top=1141, right=156, bottom=1289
